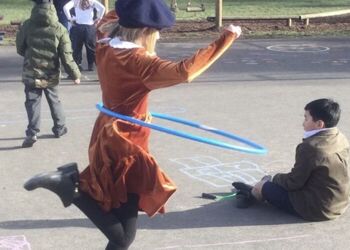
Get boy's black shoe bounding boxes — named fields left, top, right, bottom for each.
left=54, top=127, right=68, bottom=138
left=234, top=189, right=256, bottom=209
left=232, top=182, right=253, bottom=192
left=22, top=135, right=37, bottom=148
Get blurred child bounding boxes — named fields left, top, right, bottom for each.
left=53, top=0, right=71, bottom=29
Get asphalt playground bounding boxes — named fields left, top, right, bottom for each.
left=1, top=37, right=350, bottom=249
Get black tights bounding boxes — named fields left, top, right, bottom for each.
left=73, top=192, right=139, bottom=250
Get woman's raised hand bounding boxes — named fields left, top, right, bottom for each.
left=225, top=24, right=242, bottom=38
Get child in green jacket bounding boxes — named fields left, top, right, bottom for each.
left=16, top=0, right=81, bottom=147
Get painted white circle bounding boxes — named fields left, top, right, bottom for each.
left=267, top=44, right=329, bottom=53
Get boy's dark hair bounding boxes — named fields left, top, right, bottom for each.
left=305, top=98, right=340, bottom=128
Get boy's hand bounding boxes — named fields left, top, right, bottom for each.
left=225, top=24, right=242, bottom=38
left=74, top=79, right=80, bottom=85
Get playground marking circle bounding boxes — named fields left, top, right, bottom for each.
left=267, top=44, right=329, bottom=53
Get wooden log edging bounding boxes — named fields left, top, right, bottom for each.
left=0, top=31, right=5, bottom=43
left=0, top=15, right=4, bottom=43
left=299, top=9, right=350, bottom=26
left=207, top=16, right=298, bottom=27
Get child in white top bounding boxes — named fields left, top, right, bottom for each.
left=63, top=0, right=105, bottom=71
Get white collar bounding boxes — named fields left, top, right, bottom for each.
left=97, top=37, right=156, bottom=56
left=303, top=128, right=330, bottom=139
left=109, top=37, right=142, bottom=49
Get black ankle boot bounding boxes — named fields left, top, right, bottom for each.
left=232, top=182, right=253, bottom=192
left=24, top=162, right=79, bottom=207
left=234, top=189, right=256, bottom=209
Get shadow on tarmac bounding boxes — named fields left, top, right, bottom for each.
left=0, top=199, right=306, bottom=230
left=0, top=134, right=56, bottom=151
left=0, top=218, right=94, bottom=230
left=137, top=200, right=306, bottom=229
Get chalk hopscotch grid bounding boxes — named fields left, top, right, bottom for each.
left=170, top=156, right=267, bottom=187
left=0, top=235, right=31, bottom=250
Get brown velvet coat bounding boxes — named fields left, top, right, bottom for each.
left=273, top=128, right=350, bottom=221
left=79, top=11, right=238, bottom=217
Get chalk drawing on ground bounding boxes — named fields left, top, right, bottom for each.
left=266, top=44, right=329, bottom=53
left=0, top=235, right=31, bottom=250
left=170, top=156, right=267, bottom=188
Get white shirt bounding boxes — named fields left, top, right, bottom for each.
left=303, top=128, right=331, bottom=139
left=63, top=0, right=105, bottom=25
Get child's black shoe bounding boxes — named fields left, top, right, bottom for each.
left=234, top=189, right=256, bottom=209
left=22, top=135, right=37, bottom=148
left=232, top=182, right=253, bottom=192
left=54, top=127, right=68, bottom=138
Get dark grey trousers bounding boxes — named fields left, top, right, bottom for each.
left=24, top=85, right=65, bottom=136
left=70, top=24, right=96, bottom=66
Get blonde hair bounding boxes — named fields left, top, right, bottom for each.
left=99, top=21, right=159, bottom=54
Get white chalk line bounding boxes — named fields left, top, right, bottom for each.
left=155, top=234, right=310, bottom=249
left=0, top=108, right=96, bottom=116
left=266, top=44, right=329, bottom=53
left=0, top=235, right=31, bottom=250
left=0, top=106, right=187, bottom=125
left=170, top=156, right=267, bottom=187
left=0, top=115, right=97, bottom=125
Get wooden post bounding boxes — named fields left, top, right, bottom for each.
left=101, top=0, right=109, bottom=12
left=305, top=18, right=309, bottom=26
left=170, top=0, right=178, bottom=12
left=215, top=0, right=222, bottom=30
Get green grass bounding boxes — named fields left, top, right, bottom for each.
left=1, top=0, right=350, bottom=24
left=165, top=0, right=350, bottom=20
left=246, top=29, right=350, bottom=39
left=0, top=0, right=33, bottom=24
left=164, top=0, right=350, bottom=20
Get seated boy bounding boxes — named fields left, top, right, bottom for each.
left=233, top=98, right=350, bottom=221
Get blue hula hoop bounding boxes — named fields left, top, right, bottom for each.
left=96, top=103, right=267, bottom=155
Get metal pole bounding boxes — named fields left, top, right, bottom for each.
left=215, top=0, right=222, bottom=29
left=101, top=0, right=109, bottom=12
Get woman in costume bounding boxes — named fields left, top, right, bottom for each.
left=24, top=0, right=242, bottom=249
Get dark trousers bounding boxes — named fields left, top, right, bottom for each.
left=24, top=85, right=65, bottom=136
left=74, top=192, right=139, bottom=250
left=57, top=10, right=69, bottom=30
left=262, top=181, right=299, bottom=216
left=70, top=24, right=96, bottom=67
